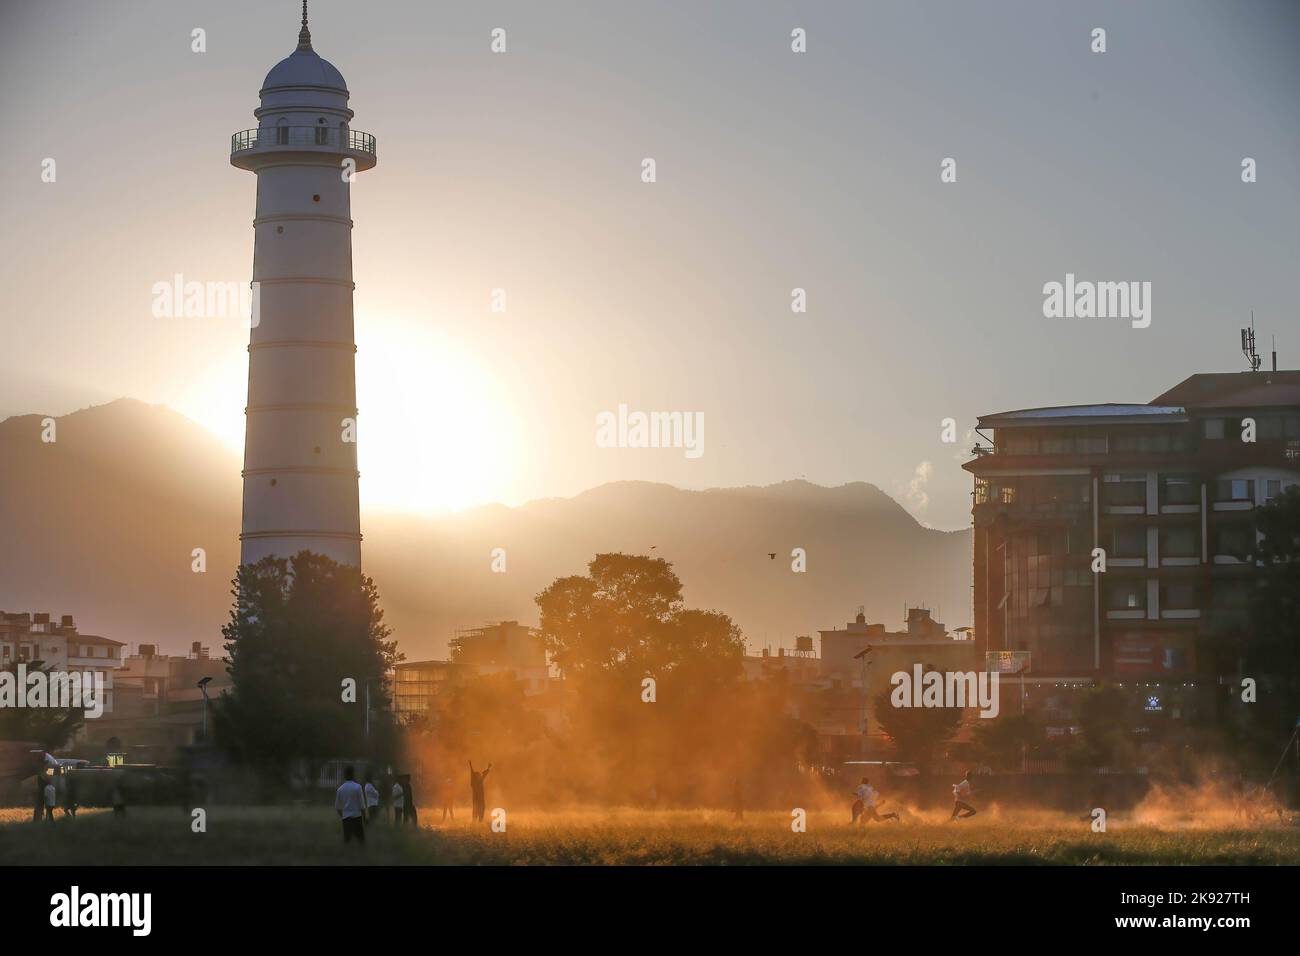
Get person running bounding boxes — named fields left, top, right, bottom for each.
left=62, top=773, right=78, bottom=819
left=852, top=777, right=899, bottom=824
left=363, top=773, right=380, bottom=824
left=469, top=761, right=491, bottom=822
left=950, top=770, right=977, bottom=820
left=391, top=777, right=406, bottom=825
left=335, top=766, right=366, bottom=844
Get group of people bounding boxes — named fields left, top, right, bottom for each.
left=33, top=771, right=129, bottom=822
left=35, top=772, right=77, bottom=821
left=849, top=770, right=978, bottom=824
left=334, top=760, right=494, bottom=843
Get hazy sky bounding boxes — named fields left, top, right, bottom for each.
left=3, top=0, right=1297, bottom=530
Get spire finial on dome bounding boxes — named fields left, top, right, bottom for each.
left=297, top=0, right=313, bottom=52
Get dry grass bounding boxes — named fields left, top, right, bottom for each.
left=3, top=804, right=1298, bottom=865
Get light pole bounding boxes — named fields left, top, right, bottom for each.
left=197, top=676, right=212, bottom=742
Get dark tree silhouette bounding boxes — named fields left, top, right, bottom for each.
left=215, top=551, right=402, bottom=786
left=0, top=661, right=85, bottom=751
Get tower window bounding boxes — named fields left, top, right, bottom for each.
left=270, top=478, right=278, bottom=487
left=276, top=226, right=284, bottom=234
left=312, top=194, right=321, bottom=203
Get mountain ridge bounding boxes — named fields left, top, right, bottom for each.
left=1, top=400, right=972, bottom=659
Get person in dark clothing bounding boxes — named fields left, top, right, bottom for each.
left=440, top=775, right=455, bottom=821
left=469, top=761, right=491, bottom=822
left=111, top=776, right=127, bottom=818
left=33, top=773, right=45, bottom=824
left=63, top=773, right=78, bottom=819
left=401, top=774, right=417, bottom=827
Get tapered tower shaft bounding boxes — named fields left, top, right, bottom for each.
left=230, top=6, right=377, bottom=567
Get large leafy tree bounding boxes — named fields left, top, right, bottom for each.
left=215, top=551, right=402, bottom=786
left=966, top=713, right=1046, bottom=772
left=1243, top=485, right=1300, bottom=769
left=534, top=554, right=771, bottom=804
left=870, top=677, right=965, bottom=776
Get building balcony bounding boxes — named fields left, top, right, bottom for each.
left=973, top=500, right=1090, bottom=526
left=230, top=127, right=377, bottom=171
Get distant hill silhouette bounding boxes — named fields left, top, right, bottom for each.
left=0, top=400, right=971, bottom=659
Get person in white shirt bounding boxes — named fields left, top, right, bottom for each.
left=950, top=770, right=977, bottom=820
left=391, top=779, right=405, bottom=825
left=335, top=766, right=366, bottom=844
left=363, top=774, right=380, bottom=824
left=851, top=777, right=899, bottom=824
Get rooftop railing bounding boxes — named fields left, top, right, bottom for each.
left=230, top=127, right=376, bottom=156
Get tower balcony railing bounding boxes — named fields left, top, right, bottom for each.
left=230, top=127, right=377, bottom=157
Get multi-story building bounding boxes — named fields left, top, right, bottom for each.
left=964, top=368, right=1300, bottom=725
left=392, top=659, right=453, bottom=720
left=450, top=620, right=550, bottom=694
left=0, top=612, right=124, bottom=714
left=393, top=621, right=554, bottom=723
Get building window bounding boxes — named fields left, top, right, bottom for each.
left=1160, top=526, right=1198, bottom=558
left=1102, top=474, right=1146, bottom=507
left=1113, top=432, right=1185, bottom=454
left=1159, top=474, right=1199, bottom=507
left=276, top=119, right=289, bottom=145
left=1111, top=526, right=1146, bottom=558
left=1161, top=581, right=1198, bottom=610
left=1203, top=418, right=1225, bottom=440
left=1104, top=581, right=1145, bottom=610
left=1213, top=525, right=1254, bottom=559
left=1214, top=479, right=1255, bottom=503
left=1257, top=417, right=1283, bottom=440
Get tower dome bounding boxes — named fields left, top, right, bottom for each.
left=261, top=49, right=348, bottom=95
left=261, top=6, right=347, bottom=96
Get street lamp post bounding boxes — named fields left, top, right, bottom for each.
left=197, top=676, right=212, bottom=742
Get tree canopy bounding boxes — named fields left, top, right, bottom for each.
left=215, top=551, right=402, bottom=784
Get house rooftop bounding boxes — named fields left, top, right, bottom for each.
left=979, top=404, right=1186, bottom=428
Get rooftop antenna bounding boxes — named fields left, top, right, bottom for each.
left=1241, top=312, right=1261, bottom=372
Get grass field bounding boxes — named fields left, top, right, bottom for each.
left=4, top=805, right=1299, bottom=865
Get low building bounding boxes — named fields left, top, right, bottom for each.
left=82, top=642, right=230, bottom=764
left=0, top=611, right=124, bottom=715
left=816, top=607, right=978, bottom=748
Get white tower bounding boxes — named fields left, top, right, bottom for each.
left=231, top=3, right=376, bottom=568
